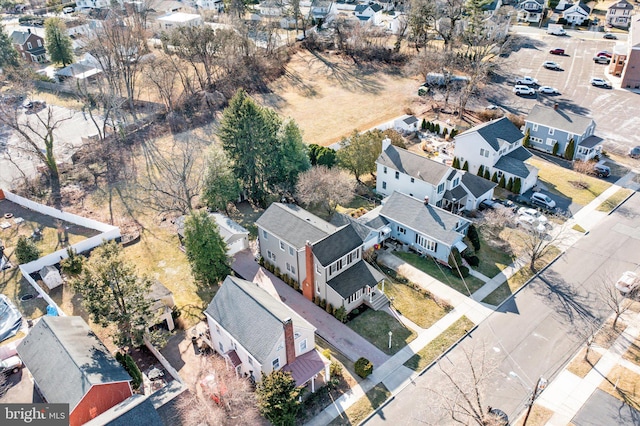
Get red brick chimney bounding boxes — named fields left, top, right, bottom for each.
left=283, top=318, right=296, bottom=365
left=302, top=241, right=314, bottom=302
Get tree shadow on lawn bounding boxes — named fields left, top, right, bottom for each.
left=307, top=51, right=382, bottom=95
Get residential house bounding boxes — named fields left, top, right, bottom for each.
left=376, top=140, right=496, bottom=211
left=330, top=213, right=390, bottom=251
left=612, top=15, right=640, bottom=89
left=156, top=12, right=203, bottom=31
left=258, top=0, right=284, bottom=17
left=606, top=0, right=634, bottom=28
left=517, top=0, right=544, bottom=23
left=554, top=0, right=573, bottom=12
left=372, top=191, right=471, bottom=262
left=354, top=3, right=384, bottom=25
left=191, top=0, right=223, bottom=12
left=85, top=394, right=163, bottom=426
left=175, top=213, right=249, bottom=257
left=56, top=53, right=103, bottom=82
left=310, top=0, right=335, bottom=22
left=76, top=0, right=111, bottom=10
left=205, top=275, right=330, bottom=392
left=394, top=115, right=419, bottom=132
left=374, top=0, right=395, bottom=12
left=256, top=203, right=388, bottom=313
left=17, top=316, right=133, bottom=426
left=562, top=2, right=590, bottom=25
left=10, top=30, right=47, bottom=63
left=524, top=104, right=603, bottom=161
left=453, top=116, right=538, bottom=194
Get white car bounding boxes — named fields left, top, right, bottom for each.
left=615, top=271, right=638, bottom=294
left=516, top=215, right=547, bottom=233
left=516, top=76, right=538, bottom=86
left=590, top=78, right=611, bottom=88
left=517, top=207, right=548, bottom=224
left=530, top=192, right=556, bottom=209
left=543, top=61, right=561, bottom=70
left=0, top=355, right=22, bottom=375
left=514, top=85, right=536, bottom=96
left=538, top=86, right=559, bottom=94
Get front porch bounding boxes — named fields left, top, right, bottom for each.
left=282, top=349, right=330, bottom=393
left=327, top=260, right=390, bottom=313
left=575, top=136, right=604, bottom=161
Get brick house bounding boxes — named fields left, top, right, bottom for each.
left=10, top=29, right=47, bottom=63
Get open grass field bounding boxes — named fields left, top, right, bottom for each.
left=329, top=383, right=391, bottom=426
left=384, top=280, right=451, bottom=329
left=347, top=309, right=417, bottom=355
left=528, top=158, right=612, bottom=206
left=257, top=50, right=422, bottom=147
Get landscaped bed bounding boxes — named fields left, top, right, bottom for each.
left=347, top=308, right=417, bottom=355
left=393, top=251, right=486, bottom=295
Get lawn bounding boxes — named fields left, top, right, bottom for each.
left=513, top=404, right=554, bottom=426
left=393, top=251, right=486, bottom=295
left=528, top=158, right=611, bottom=206
left=328, top=383, right=391, bottom=426
left=404, top=316, right=474, bottom=371
left=472, top=232, right=515, bottom=279
left=623, top=336, right=640, bottom=365
left=384, top=280, right=451, bottom=329
left=347, top=309, right=417, bottom=355
left=599, top=365, right=640, bottom=411
left=596, top=188, right=632, bottom=213
left=567, top=348, right=603, bottom=378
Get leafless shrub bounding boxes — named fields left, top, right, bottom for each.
left=295, top=166, right=356, bottom=217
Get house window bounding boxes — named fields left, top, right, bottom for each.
left=248, top=357, right=253, bottom=366
left=27, top=42, right=32, bottom=49
left=437, top=183, right=444, bottom=193
left=383, top=166, right=387, bottom=174
left=485, top=150, right=489, bottom=158
left=548, top=128, right=555, bottom=135
left=410, top=177, right=415, bottom=183
left=286, top=262, right=291, bottom=272
left=480, top=148, right=485, bottom=156
left=532, top=123, right=538, bottom=131
left=280, top=241, right=285, bottom=251
left=382, top=182, right=387, bottom=189
left=219, top=342, right=224, bottom=352
left=397, top=226, right=406, bottom=235
left=262, top=230, right=268, bottom=239
left=37, top=39, right=42, bottom=47
left=546, top=138, right=557, bottom=147
left=267, top=250, right=276, bottom=261
left=395, top=171, right=399, bottom=179
left=531, top=136, right=543, bottom=144
left=272, top=358, right=280, bottom=370
left=289, top=246, right=294, bottom=256
left=415, top=234, right=437, bottom=252
left=291, top=265, right=296, bottom=274
left=316, top=264, right=321, bottom=274
left=453, top=177, right=459, bottom=187
left=300, top=339, right=307, bottom=352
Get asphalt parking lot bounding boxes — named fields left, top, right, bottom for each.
left=490, top=27, right=640, bottom=156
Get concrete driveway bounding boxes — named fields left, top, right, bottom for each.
left=232, top=250, right=389, bottom=368
left=0, top=368, right=42, bottom=403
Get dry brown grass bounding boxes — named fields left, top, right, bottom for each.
left=567, top=348, right=603, bottom=378
left=256, top=50, right=421, bottom=147
left=513, top=404, right=554, bottom=426
left=599, top=365, right=640, bottom=411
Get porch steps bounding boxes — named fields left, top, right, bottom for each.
left=365, top=290, right=390, bottom=311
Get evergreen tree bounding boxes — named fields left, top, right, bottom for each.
left=183, top=211, right=231, bottom=287
left=275, top=119, right=311, bottom=190
left=256, top=370, right=300, bottom=426
left=513, top=178, right=522, bottom=194
left=565, top=138, right=575, bottom=160
left=45, top=17, right=73, bottom=66
left=452, top=157, right=460, bottom=169
left=435, top=123, right=441, bottom=134
left=507, top=177, right=513, bottom=192
left=0, top=23, right=20, bottom=70
left=421, top=118, right=427, bottom=130
left=552, top=142, right=559, bottom=156
left=523, top=128, right=531, bottom=148
left=462, top=161, right=469, bottom=171
left=467, top=224, right=481, bottom=251
left=491, top=172, right=498, bottom=183
left=477, top=165, right=484, bottom=177
left=202, top=146, right=241, bottom=214
left=15, top=236, right=41, bottom=264
left=499, top=175, right=506, bottom=188
left=336, top=130, right=383, bottom=182
left=484, top=169, right=491, bottom=180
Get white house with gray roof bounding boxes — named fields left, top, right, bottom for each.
left=256, top=203, right=388, bottom=313
left=377, top=140, right=496, bottom=210
left=524, top=104, right=602, bottom=161
left=606, top=0, right=634, bottom=28
left=205, top=276, right=329, bottom=391
left=454, top=117, right=538, bottom=194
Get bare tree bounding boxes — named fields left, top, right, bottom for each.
left=598, top=271, right=633, bottom=330
left=513, top=219, right=568, bottom=273
left=176, top=355, right=260, bottom=425
left=295, top=166, right=356, bottom=216
left=0, top=103, right=73, bottom=209
left=143, top=55, right=181, bottom=114
left=479, top=207, right=516, bottom=243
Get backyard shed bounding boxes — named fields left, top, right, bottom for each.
left=40, top=265, right=63, bottom=290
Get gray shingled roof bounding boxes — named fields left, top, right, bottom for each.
left=326, top=260, right=385, bottom=298
left=377, top=145, right=450, bottom=185
left=205, top=276, right=314, bottom=365
left=256, top=203, right=334, bottom=249
left=494, top=155, right=531, bottom=178
left=330, top=214, right=374, bottom=242
left=96, top=395, right=163, bottom=426
left=17, top=316, right=131, bottom=411
left=313, top=224, right=363, bottom=266
left=446, top=169, right=457, bottom=181
left=609, top=0, right=633, bottom=9
left=403, top=115, right=418, bottom=125
left=379, top=192, right=468, bottom=246
left=10, top=30, right=31, bottom=45
left=579, top=135, right=604, bottom=148
left=526, top=104, right=594, bottom=135
left=460, top=172, right=496, bottom=198
left=363, top=215, right=388, bottom=230
left=507, top=146, right=533, bottom=161
left=443, top=185, right=467, bottom=201
left=458, top=117, right=524, bottom=151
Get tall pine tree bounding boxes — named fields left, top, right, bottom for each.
left=0, top=23, right=20, bottom=70
left=45, top=18, right=74, bottom=66
left=183, top=211, right=231, bottom=287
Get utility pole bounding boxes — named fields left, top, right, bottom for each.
left=522, top=376, right=547, bottom=426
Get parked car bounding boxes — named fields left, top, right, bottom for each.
left=530, top=192, right=556, bottom=209
left=514, top=85, right=536, bottom=96
left=543, top=61, right=561, bottom=70
left=549, top=48, right=565, bottom=55
left=538, top=86, right=559, bottom=94
left=62, top=6, right=74, bottom=13
left=615, top=271, right=638, bottom=295
left=603, top=33, right=617, bottom=40
left=593, top=164, right=610, bottom=178
left=516, top=210, right=548, bottom=232
left=593, top=56, right=611, bottom=64
left=516, top=76, right=538, bottom=86
left=596, top=51, right=612, bottom=58
left=0, top=355, right=22, bottom=375
left=629, top=146, right=640, bottom=159
left=590, top=78, right=611, bottom=88
left=23, top=100, right=46, bottom=113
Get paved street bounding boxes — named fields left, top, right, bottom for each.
left=365, top=193, right=640, bottom=425
left=571, top=389, right=640, bottom=426
left=491, top=26, right=640, bottom=156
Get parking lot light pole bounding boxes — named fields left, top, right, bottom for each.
left=388, top=331, right=393, bottom=349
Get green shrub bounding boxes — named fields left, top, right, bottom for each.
left=552, top=142, right=559, bottom=156
left=513, top=178, right=522, bottom=194
left=15, top=236, right=41, bottom=264
left=477, top=165, right=484, bottom=177
left=453, top=265, right=470, bottom=278
left=506, top=177, right=513, bottom=192
left=258, top=257, right=265, bottom=266
left=467, top=225, right=481, bottom=251
left=499, top=175, right=506, bottom=188
left=491, top=172, right=498, bottom=183
left=484, top=169, right=491, bottom=180
left=326, top=302, right=333, bottom=314
left=465, top=255, right=480, bottom=267
left=330, top=361, right=343, bottom=377
left=421, top=118, right=427, bottom=130
left=116, top=352, right=143, bottom=390
left=334, top=306, right=347, bottom=323
left=462, top=161, right=469, bottom=171
left=355, top=357, right=373, bottom=378
left=320, top=299, right=326, bottom=309
left=322, top=348, right=331, bottom=360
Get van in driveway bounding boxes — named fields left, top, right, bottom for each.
left=530, top=192, right=556, bottom=209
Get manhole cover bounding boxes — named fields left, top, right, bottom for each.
left=20, top=294, right=34, bottom=301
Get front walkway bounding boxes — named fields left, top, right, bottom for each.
left=232, top=250, right=389, bottom=368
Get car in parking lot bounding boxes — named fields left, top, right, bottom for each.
left=596, top=51, right=612, bottom=58
left=543, top=61, right=561, bottom=70
left=516, top=76, right=538, bottom=86
left=590, top=78, right=611, bottom=88
left=593, top=164, right=610, bottom=178
left=593, top=56, right=611, bottom=64
left=538, top=86, right=559, bottom=94
left=630, top=146, right=640, bottom=158
left=603, top=33, right=617, bottom=40
left=530, top=192, right=556, bottom=209
left=514, top=85, right=536, bottom=96
left=0, top=356, right=23, bottom=376
left=549, top=48, right=565, bottom=55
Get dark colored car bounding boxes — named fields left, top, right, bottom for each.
left=593, top=164, right=610, bottom=178
left=603, top=33, right=618, bottom=40
left=549, top=48, right=565, bottom=55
